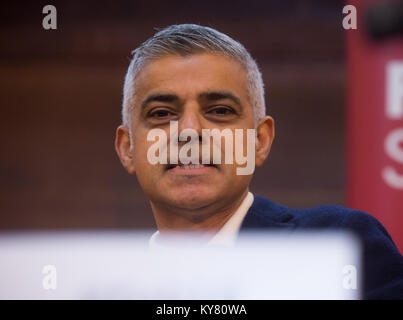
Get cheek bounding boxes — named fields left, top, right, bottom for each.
left=134, top=148, right=155, bottom=173
left=131, top=141, right=149, bottom=174
left=133, top=131, right=152, bottom=161
left=134, top=158, right=160, bottom=194
left=132, top=136, right=165, bottom=179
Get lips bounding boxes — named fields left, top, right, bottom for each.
left=166, top=162, right=217, bottom=171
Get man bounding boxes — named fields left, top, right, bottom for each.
left=115, top=24, right=403, bottom=299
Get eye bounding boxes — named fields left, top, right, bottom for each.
left=148, top=108, right=176, bottom=119
left=151, top=110, right=170, bottom=118
left=207, top=106, right=235, bottom=116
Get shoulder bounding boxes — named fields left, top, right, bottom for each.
left=253, top=195, right=395, bottom=244
left=249, top=196, right=403, bottom=299
left=286, top=201, right=397, bottom=249
left=289, top=202, right=388, bottom=233
left=250, top=195, right=380, bottom=230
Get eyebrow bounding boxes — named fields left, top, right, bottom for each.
left=140, top=90, right=242, bottom=110
left=140, top=93, right=180, bottom=109
left=199, top=91, right=242, bottom=107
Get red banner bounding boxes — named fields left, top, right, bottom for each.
left=346, top=0, right=403, bottom=252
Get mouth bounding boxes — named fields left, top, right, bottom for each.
left=166, top=162, right=217, bottom=174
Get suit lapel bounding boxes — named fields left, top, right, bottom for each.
left=240, top=196, right=296, bottom=231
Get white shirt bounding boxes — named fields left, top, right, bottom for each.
left=149, top=192, right=254, bottom=248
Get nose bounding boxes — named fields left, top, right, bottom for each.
left=178, top=104, right=203, bottom=141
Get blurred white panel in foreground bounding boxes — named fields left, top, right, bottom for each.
left=0, top=231, right=361, bottom=299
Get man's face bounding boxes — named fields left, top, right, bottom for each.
left=120, top=53, right=259, bottom=215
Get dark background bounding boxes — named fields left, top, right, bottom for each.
left=0, top=1, right=346, bottom=229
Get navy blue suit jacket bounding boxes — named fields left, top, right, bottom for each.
left=239, top=195, right=403, bottom=299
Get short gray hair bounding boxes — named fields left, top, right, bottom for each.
left=122, top=24, right=266, bottom=127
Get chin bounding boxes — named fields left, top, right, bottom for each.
left=166, top=187, right=219, bottom=210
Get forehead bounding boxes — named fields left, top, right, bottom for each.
left=133, top=53, right=249, bottom=101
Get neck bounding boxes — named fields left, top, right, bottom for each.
left=151, top=189, right=249, bottom=236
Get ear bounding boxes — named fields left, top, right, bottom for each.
left=115, top=125, right=136, bottom=175
left=255, top=116, right=275, bottom=167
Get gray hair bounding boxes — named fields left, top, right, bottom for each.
left=122, top=24, right=266, bottom=128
